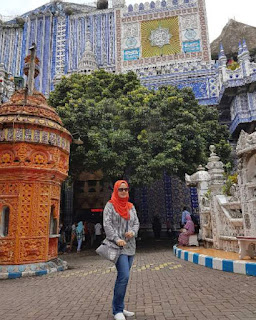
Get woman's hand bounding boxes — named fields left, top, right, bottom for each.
left=116, top=239, right=127, bottom=247
left=125, top=231, right=134, bottom=239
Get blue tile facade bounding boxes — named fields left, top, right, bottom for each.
left=0, top=0, right=214, bottom=105
left=133, top=174, right=194, bottom=228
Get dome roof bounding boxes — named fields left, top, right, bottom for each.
left=0, top=89, right=70, bottom=136
left=0, top=89, right=71, bottom=152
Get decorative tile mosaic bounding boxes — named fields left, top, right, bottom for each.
left=7, top=129, right=14, bottom=141
left=141, top=17, right=181, bottom=57
left=41, top=131, right=49, bottom=144
left=24, top=129, right=32, bottom=142
left=34, top=130, right=40, bottom=143
left=15, top=128, right=23, bottom=141
left=49, top=133, right=57, bottom=145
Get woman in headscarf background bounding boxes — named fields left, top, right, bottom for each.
left=69, top=223, right=76, bottom=251
left=103, top=180, right=140, bottom=320
left=76, top=221, right=84, bottom=252
left=178, top=214, right=195, bottom=246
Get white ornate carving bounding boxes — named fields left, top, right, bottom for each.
left=185, top=165, right=211, bottom=242
left=186, top=128, right=256, bottom=253
left=236, top=130, right=256, bottom=157
left=180, top=14, right=198, bottom=30
left=112, top=0, right=125, bottom=8
left=55, top=17, right=66, bottom=76
left=0, top=63, right=15, bottom=102
left=124, top=23, right=139, bottom=38
left=122, top=22, right=140, bottom=50
left=148, top=26, right=172, bottom=48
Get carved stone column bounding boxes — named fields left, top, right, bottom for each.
left=206, top=145, right=225, bottom=248
left=185, top=165, right=211, bottom=242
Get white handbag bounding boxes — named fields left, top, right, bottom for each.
left=96, top=221, right=128, bottom=263
left=96, top=240, right=122, bottom=264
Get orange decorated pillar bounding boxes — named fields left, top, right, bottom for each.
left=0, top=45, right=72, bottom=278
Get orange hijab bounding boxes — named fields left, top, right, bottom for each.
left=109, top=180, right=133, bottom=220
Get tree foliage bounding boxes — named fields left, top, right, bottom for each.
left=49, top=70, right=231, bottom=186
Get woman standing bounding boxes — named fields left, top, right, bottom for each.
left=76, top=221, right=84, bottom=252
left=178, top=214, right=195, bottom=246
left=104, top=180, right=139, bottom=320
left=69, top=223, right=76, bottom=251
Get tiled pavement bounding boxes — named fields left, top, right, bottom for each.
left=1, top=240, right=256, bottom=320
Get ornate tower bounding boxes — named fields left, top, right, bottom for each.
left=78, top=25, right=98, bottom=74
left=218, top=43, right=228, bottom=83
left=0, top=46, right=71, bottom=271
left=238, top=39, right=251, bottom=77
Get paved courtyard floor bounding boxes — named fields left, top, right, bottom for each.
left=1, top=239, right=256, bottom=320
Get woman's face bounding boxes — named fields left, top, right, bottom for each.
left=117, top=182, right=129, bottom=198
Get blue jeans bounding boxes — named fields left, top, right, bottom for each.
left=77, top=238, right=82, bottom=251
left=113, top=254, right=134, bottom=315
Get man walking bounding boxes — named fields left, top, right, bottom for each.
left=94, top=222, right=102, bottom=247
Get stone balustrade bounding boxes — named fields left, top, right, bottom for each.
left=185, top=131, right=256, bottom=255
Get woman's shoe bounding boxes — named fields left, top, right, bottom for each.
left=114, top=313, right=126, bottom=320
left=123, top=310, right=134, bottom=317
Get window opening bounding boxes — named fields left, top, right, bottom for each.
left=49, top=205, right=58, bottom=235
left=0, top=206, right=9, bottom=237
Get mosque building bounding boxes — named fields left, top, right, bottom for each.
left=1, top=0, right=256, bottom=228
left=0, top=0, right=215, bottom=105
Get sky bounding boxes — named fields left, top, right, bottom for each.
left=0, top=0, right=255, bottom=42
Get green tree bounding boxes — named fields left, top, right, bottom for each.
left=49, top=70, right=231, bottom=186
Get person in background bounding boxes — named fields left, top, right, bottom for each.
left=103, top=180, right=140, bottom=320
left=83, top=221, right=89, bottom=246
left=65, top=224, right=72, bottom=243
left=58, top=223, right=67, bottom=254
left=69, top=223, right=77, bottom=251
left=94, top=221, right=102, bottom=247
left=191, top=212, right=200, bottom=234
left=178, top=214, right=195, bottom=246
left=76, top=221, right=84, bottom=253
left=181, top=206, right=191, bottom=228
left=166, top=219, right=171, bottom=238
left=88, top=221, right=95, bottom=248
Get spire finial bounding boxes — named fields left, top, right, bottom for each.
left=85, top=24, right=92, bottom=51
left=28, top=44, right=36, bottom=96
left=242, top=38, right=249, bottom=52
left=24, top=43, right=40, bottom=96
left=218, top=43, right=226, bottom=59
left=238, top=41, right=243, bottom=55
